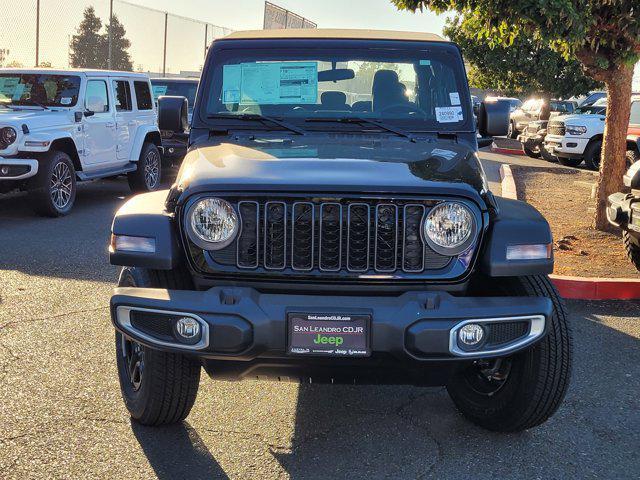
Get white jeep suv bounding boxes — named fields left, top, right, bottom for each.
left=0, top=68, right=162, bottom=216
left=543, top=99, right=606, bottom=169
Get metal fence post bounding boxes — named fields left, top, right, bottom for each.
left=108, top=0, right=113, bottom=69
left=204, top=24, right=208, bottom=60
left=35, top=0, right=40, bottom=66
left=162, top=12, right=168, bottom=75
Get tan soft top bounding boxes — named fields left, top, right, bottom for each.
left=221, top=28, right=446, bottom=42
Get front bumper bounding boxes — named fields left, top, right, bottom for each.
left=517, top=132, right=544, bottom=148
left=543, top=135, right=589, bottom=158
left=0, top=157, right=38, bottom=181
left=607, top=191, right=640, bottom=236
left=111, top=286, right=551, bottom=371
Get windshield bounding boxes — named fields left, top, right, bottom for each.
left=201, top=44, right=472, bottom=132
left=151, top=80, right=198, bottom=109
left=0, top=74, right=81, bottom=107
left=575, top=105, right=606, bottom=115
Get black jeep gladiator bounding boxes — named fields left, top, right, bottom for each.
left=108, top=29, right=572, bottom=432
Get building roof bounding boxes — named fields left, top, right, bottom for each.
left=221, top=28, right=446, bottom=42
left=0, top=67, right=150, bottom=78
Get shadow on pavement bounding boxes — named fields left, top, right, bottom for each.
left=131, top=421, right=230, bottom=480
left=271, top=300, right=640, bottom=479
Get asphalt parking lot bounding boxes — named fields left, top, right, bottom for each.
left=1, top=154, right=639, bottom=479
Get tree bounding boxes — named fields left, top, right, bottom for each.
left=105, top=14, right=133, bottom=71
left=70, top=6, right=104, bottom=69
left=444, top=14, right=601, bottom=99
left=393, top=0, right=640, bottom=230
left=70, top=8, right=133, bottom=71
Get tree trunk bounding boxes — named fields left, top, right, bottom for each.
left=593, top=63, right=634, bottom=231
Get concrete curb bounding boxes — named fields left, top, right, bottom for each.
left=499, top=164, right=640, bottom=300
left=491, top=142, right=524, bottom=155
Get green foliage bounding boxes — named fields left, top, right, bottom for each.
left=70, top=7, right=132, bottom=71
left=445, top=13, right=601, bottom=97
left=392, top=1, right=640, bottom=79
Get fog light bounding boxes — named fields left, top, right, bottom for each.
left=458, top=324, right=484, bottom=347
left=0, top=166, right=8, bottom=175
left=506, top=244, right=551, bottom=260
left=175, top=317, right=201, bottom=340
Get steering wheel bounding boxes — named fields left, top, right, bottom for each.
left=378, top=103, right=427, bottom=116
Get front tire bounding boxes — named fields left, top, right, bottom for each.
left=523, top=145, right=542, bottom=159
left=447, top=275, right=573, bottom=432
left=127, top=142, right=161, bottom=193
left=623, top=231, right=640, bottom=272
left=583, top=140, right=602, bottom=171
left=115, top=267, right=201, bottom=426
left=27, top=150, right=77, bottom=217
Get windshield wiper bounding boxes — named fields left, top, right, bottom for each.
left=0, top=102, right=17, bottom=110
left=12, top=100, right=49, bottom=110
left=305, top=117, right=418, bottom=142
left=207, top=113, right=306, bottom=135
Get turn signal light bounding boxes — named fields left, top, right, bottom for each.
left=506, top=244, right=551, bottom=260
left=109, top=234, right=156, bottom=253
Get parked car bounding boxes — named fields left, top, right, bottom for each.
left=578, top=91, right=606, bottom=107
left=0, top=68, right=162, bottom=216
left=151, top=77, right=199, bottom=164
left=626, top=97, right=640, bottom=166
left=108, top=28, right=572, bottom=433
left=542, top=98, right=610, bottom=169
left=508, top=98, right=574, bottom=139
left=517, top=120, right=556, bottom=161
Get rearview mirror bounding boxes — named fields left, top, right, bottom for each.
left=478, top=100, right=510, bottom=137
left=318, top=69, right=355, bottom=82
left=158, top=95, right=189, bottom=133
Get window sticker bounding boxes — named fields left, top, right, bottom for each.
left=419, top=59, right=431, bottom=66
left=435, top=106, right=463, bottom=123
left=449, top=92, right=460, bottom=105
left=60, top=97, right=72, bottom=105
left=223, top=62, right=318, bottom=105
left=151, top=85, right=168, bottom=100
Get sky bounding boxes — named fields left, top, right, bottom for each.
left=127, top=0, right=451, bottom=34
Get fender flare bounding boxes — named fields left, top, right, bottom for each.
left=129, top=126, right=162, bottom=162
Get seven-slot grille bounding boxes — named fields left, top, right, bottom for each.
left=547, top=121, right=565, bottom=136
left=201, top=198, right=455, bottom=275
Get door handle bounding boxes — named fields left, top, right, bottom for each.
left=128, top=121, right=137, bottom=126
left=106, top=122, right=115, bottom=128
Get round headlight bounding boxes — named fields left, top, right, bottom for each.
left=424, top=202, right=476, bottom=255
left=187, top=198, right=238, bottom=250
left=1, top=127, right=17, bottom=145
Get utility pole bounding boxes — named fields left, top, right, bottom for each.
left=35, top=0, right=40, bottom=66
left=108, top=0, right=113, bottom=69
left=162, top=12, right=168, bottom=76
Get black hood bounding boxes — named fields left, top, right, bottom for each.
left=174, top=135, right=488, bottom=206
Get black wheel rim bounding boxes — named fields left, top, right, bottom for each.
left=122, top=336, right=144, bottom=391
left=144, top=149, right=160, bottom=189
left=50, top=161, right=73, bottom=210
left=462, top=358, right=513, bottom=396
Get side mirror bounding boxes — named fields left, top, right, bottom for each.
left=478, top=100, right=510, bottom=137
left=158, top=95, right=189, bottom=133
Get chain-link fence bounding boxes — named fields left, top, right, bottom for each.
left=0, top=0, right=233, bottom=76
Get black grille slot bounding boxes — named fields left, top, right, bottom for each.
left=486, top=321, right=529, bottom=347
left=319, top=203, right=342, bottom=271
left=402, top=204, right=426, bottom=272
left=291, top=202, right=315, bottom=271
left=547, top=121, right=565, bottom=136
left=237, top=201, right=259, bottom=268
left=375, top=204, right=398, bottom=272
left=130, top=311, right=174, bottom=340
left=347, top=204, right=370, bottom=271
left=264, top=201, right=287, bottom=269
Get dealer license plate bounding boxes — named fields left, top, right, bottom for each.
left=287, top=313, right=370, bottom=357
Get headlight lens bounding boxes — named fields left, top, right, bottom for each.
left=424, top=202, right=476, bottom=254
left=187, top=198, right=238, bottom=249
left=1, top=127, right=17, bottom=145
left=565, top=125, right=587, bottom=136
